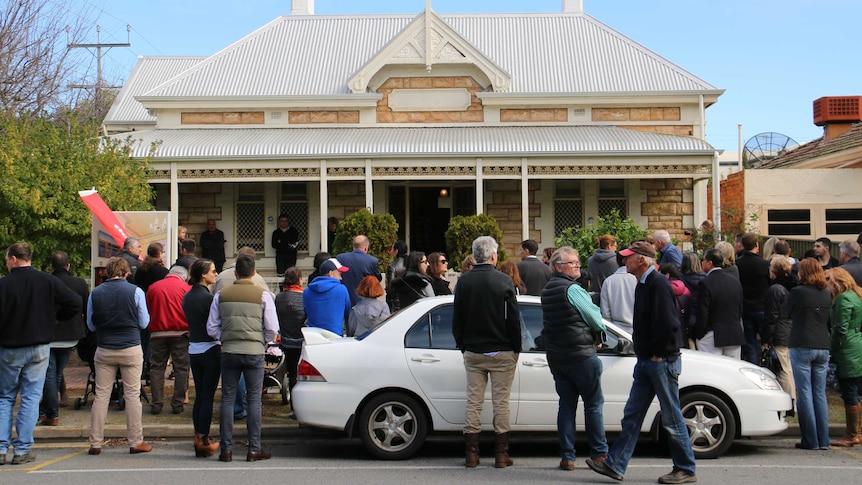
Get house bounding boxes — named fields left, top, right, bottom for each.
left=713, top=96, right=862, bottom=240
left=104, top=0, right=723, bottom=271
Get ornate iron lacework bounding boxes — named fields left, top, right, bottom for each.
left=530, top=164, right=711, bottom=176
left=149, top=170, right=171, bottom=180
left=483, top=166, right=521, bottom=176
left=372, top=166, right=475, bottom=177
left=327, top=167, right=366, bottom=177
left=147, top=167, right=321, bottom=180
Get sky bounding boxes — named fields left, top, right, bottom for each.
left=72, top=0, right=861, bottom=152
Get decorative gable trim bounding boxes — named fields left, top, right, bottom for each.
left=348, top=9, right=511, bottom=94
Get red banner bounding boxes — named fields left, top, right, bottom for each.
left=78, top=189, right=128, bottom=248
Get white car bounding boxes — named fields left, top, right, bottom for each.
left=293, top=295, right=791, bottom=460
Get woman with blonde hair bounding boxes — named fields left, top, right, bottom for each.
left=781, top=258, right=831, bottom=450
left=763, top=255, right=797, bottom=415
left=826, top=267, right=862, bottom=446
left=714, top=241, right=739, bottom=279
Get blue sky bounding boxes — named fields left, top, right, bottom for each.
left=78, top=0, right=860, bottom=151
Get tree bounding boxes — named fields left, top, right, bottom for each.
left=444, top=213, right=506, bottom=270
left=332, top=209, right=399, bottom=271
left=0, top=114, right=155, bottom=273
left=555, top=209, right=647, bottom=271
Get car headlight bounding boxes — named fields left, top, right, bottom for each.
left=739, top=367, right=783, bottom=391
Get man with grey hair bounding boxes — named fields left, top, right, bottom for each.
left=840, top=239, right=862, bottom=286
left=452, top=236, right=521, bottom=468
left=120, top=237, right=142, bottom=283
left=145, top=265, right=191, bottom=415
left=653, top=230, right=682, bottom=267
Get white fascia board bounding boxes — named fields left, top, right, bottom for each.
left=477, top=91, right=723, bottom=106
left=135, top=95, right=383, bottom=110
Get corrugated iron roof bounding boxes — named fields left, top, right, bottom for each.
left=140, top=13, right=718, bottom=99
left=109, top=125, right=715, bottom=160
left=757, top=122, right=862, bottom=169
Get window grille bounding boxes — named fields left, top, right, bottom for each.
left=236, top=202, right=265, bottom=252
left=598, top=199, right=627, bottom=218
left=555, top=199, right=583, bottom=236
left=278, top=202, right=308, bottom=251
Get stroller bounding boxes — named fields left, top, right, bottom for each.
left=73, top=329, right=150, bottom=410
left=263, top=339, right=289, bottom=405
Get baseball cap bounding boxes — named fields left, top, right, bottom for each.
left=619, top=240, right=656, bottom=259
left=320, top=258, right=349, bottom=274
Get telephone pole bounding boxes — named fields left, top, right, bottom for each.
left=67, top=25, right=131, bottom=119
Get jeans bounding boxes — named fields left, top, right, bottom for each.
left=189, top=346, right=221, bottom=436
left=219, top=353, right=264, bottom=452
left=741, top=311, right=764, bottom=365
left=549, top=355, right=608, bottom=461
left=462, top=351, right=517, bottom=434
left=234, top=375, right=247, bottom=418
left=790, top=347, right=831, bottom=449
left=40, top=347, right=73, bottom=420
left=605, top=358, right=696, bottom=477
left=0, top=344, right=50, bottom=455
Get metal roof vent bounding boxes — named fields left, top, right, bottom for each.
left=813, top=96, right=862, bottom=126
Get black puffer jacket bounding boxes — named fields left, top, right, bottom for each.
left=763, top=275, right=797, bottom=346
left=390, top=271, right=433, bottom=311
left=541, top=273, right=600, bottom=365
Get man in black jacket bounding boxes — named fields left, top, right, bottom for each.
left=40, top=251, right=89, bottom=426
left=452, top=236, right=520, bottom=469
left=734, top=233, right=770, bottom=364
left=694, top=249, right=745, bottom=358
left=517, top=239, right=552, bottom=296
left=839, top=239, right=862, bottom=286
left=0, top=243, right=82, bottom=465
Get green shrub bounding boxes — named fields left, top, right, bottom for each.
left=444, top=213, right=506, bottom=268
left=555, top=209, right=647, bottom=271
left=332, top=209, right=398, bottom=271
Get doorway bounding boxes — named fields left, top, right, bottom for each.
left=409, top=187, right=450, bottom=255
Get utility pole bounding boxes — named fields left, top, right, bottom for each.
left=67, top=25, right=131, bottom=120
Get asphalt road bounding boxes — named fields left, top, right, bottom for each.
left=5, top=433, right=862, bottom=485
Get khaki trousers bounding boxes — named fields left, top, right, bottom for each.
left=775, top=345, right=796, bottom=402
left=463, top=351, right=517, bottom=434
left=89, top=346, right=144, bottom=448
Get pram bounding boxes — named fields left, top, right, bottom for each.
left=263, top=338, right=289, bottom=405
left=73, top=329, right=150, bottom=410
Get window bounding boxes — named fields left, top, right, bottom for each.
left=555, top=181, right=583, bottom=235
left=236, top=183, right=264, bottom=252
left=405, top=305, right=456, bottom=350
left=279, top=183, right=309, bottom=252
left=598, top=180, right=627, bottom=218
left=825, top=208, right=862, bottom=236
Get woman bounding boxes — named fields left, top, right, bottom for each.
left=390, top=251, right=434, bottom=310
left=134, top=242, right=169, bottom=294
left=499, top=260, right=527, bottom=295
left=763, top=255, right=798, bottom=416
left=275, top=266, right=305, bottom=411
left=714, top=241, right=739, bottom=279
left=427, top=252, right=452, bottom=296
left=348, top=276, right=391, bottom=337
left=385, top=240, right=408, bottom=311
left=87, top=257, right=152, bottom=455
left=781, top=258, right=832, bottom=450
left=661, top=263, right=690, bottom=349
left=461, top=255, right=476, bottom=273
left=762, top=237, right=779, bottom=260
left=826, top=267, right=862, bottom=446
left=182, top=258, right=221, bottom=457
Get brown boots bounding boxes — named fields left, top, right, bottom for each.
left=464, top=433, right=480, bottom=467
left=832, top=404, right=862, bottom=447
left=194, top=433, right=220, bottom=457
left=494, top=432, right=514, bottom=468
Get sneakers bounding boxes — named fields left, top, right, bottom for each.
left=585, top=457, right=623, bottom=481
left=658, top=470, right=697, bottom=484
left=11, top=452, right=36, bottom=465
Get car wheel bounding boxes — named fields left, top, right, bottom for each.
left=680, top=391, right=736, bottom=459
left=358, top=392, right=428, bottom=460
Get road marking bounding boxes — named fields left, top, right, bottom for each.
left=0, top=449, right=86, bottom=472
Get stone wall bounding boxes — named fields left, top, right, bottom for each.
left=327, top=182, right=367, bottom=221
left=288, top=111, right=360, bottom=124
left=376, top=76, right=485, bottom=123
left=640, top=179, right=693, bottom=241
left=177, top=183, right=224, bottom=254
left=485, top=180, right=542, bottom=258
left=181, top=112, right=264, bottom=124
left=593, top=107, right=681, bottom=122
left=500, top=108, right=568, bottom=122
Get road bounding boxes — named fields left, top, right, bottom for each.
left=4, top=433, right=862, bottom=484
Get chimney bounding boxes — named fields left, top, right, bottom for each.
left=813, top=96, right=862, bottom=141
left=562, top=0, right=583, bottom=13
left=291, top=0, right=314, bottom=15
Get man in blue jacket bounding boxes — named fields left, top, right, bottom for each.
left=303, top=258, right=351, bottom=336
left=336, top=235, right=381, bottom=305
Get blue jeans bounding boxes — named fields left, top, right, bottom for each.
left=0, top=344, right=50, bottom=455
left=549, top=355, right=608, bottom=461
left=40, top=347, right=73, bottom=420
left=790, top=347, right=830, bottom=449
left=741, top=311, right=764, bottom=365
left=219, top=353, right=264, bottom=452
left=605, top=358, right=696, bottom=477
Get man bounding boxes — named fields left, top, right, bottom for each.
left=207, top=254, right=277, bottom=463
left=336, top=235, right=382, bottom=306
left=839, top=239, right=862, bottom=286
left=586, top=240, right=696, bottom=484
left=600, top=252, right=638, bottom=335
left=541, top=247, right=608, bottom=471
left=120, top=237, right=142, bottom=283
left=40, top=251, right=89, bottom=427
left=303, top=258, right=351, bottom=336
left=587, top=235, right=619, bottom=292
left=145, top=265, right=191, bottom=415
left=0, top=243, right=81, bottom=465
left=214, top=247, right=270, bottom=294
left=271, top=214, right=299, bottom=275
left=174, top=238, right=197, bottom=269
left=452, top=236, right=521, bottom=468
left=735, top=233, right=771, bottom=364
left=654, top=230, right=682, bottom=268
left=813, top=237, right=840, bottom=270
left=176, top=226, right=188, bottom=259
left=200, top=219, right=227, bottom=273
left=516, top=239, right=552, bottom=296
left=694, top=249, right=745, bottom=359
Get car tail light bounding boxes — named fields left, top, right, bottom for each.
left=297, top=359, right=326, bottom=382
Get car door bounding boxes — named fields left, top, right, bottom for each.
left=404, top=303, right=518, bottom=426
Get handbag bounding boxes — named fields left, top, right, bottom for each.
left=760, top=347, right=781, bottom=374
